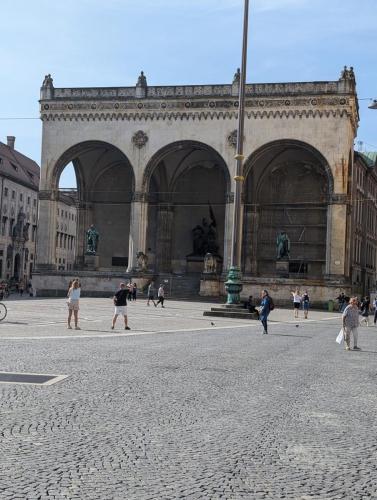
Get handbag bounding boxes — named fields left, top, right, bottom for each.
left=336, top=328, right=344, bottom=344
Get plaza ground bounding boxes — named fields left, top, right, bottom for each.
left=0, top=297, right=376, bottom=499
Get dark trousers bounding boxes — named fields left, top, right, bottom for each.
left=261, top=318, right=268, bottom=333
left=156, top=296, right=164, bottom=306
left=374, top=310, right=377, bottom=324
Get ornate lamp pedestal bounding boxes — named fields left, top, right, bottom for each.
left=225, top=266, right=243, bottom=304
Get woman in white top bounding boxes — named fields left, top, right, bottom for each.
left=67, top=279, right=81, bottom=330
left=291, top=289, right=301, bottom=318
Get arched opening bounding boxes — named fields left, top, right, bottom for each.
left=144, top=141, right=230, bottom=274
left=54, top=141, right=135, bottom=269
left=243, top=140, right=333, bottom=278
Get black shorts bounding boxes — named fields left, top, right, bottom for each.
left=293, top=302, right=300, bottom=309
left=148, top=294, right=154, bottom=300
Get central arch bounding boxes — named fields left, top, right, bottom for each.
left=143, top=141, right=230, bottom=274
left=52, top=141, right=135, bottom=269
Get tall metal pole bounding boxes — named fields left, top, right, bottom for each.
left=225, top=0, right=249, bottom=304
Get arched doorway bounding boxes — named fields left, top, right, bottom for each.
left=53, top=141, right=135, bottom=269
left=144, top=141, right=230, bottom=274
left=243, top=140, right=333, bottom=277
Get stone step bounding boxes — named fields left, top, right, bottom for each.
left=203, top=309, right=259, bottom=320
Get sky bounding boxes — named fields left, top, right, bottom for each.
left=0, top=0, right=376, bottom=188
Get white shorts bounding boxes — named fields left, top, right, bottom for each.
left=114, top=306, right=127, bottom=315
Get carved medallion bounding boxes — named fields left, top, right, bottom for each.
left=132, top=130, right=148, bottom=149
left=227, top=130, right=238, bottom=148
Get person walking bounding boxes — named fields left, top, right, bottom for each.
left=259, top=289, right=273, bottom=334
left=132, top=282, right=137, bottom=301
left=360, top=296, right=371, bottom=327
left=156, top=284, right=165, bottom=307
left=111, top=282, right=131, bottom=330
left=373, top=296, right=377, bottom=325
left=127, top=282, right=134, bottom=302
left=147, top=281, right=157, bottom=307
left=291, top=289, right=301, bottom=318
left=67, top=279, right=81, bottom=330
left=302, top=290, right=310, bottom=319
left=342, top=296, right=361, bottom=351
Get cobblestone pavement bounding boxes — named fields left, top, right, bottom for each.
left=0, top=298, right=376, bottom=499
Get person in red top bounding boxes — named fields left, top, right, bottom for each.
left=111, top=282, right=131, bottom=331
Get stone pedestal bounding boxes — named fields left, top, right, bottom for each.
left=276, top=259, right=289, bottom=277
left=84, top=254, right=99, bottom=270
left=186, top=256, right=204, bottom=273
left=199, top=275, right=220, bottom=296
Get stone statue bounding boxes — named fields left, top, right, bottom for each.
left=137, top=71, right=147, bottom=87
left=203, top=253, right=217, bottom=274
left=276, top=231, right=290, bottom=260
left=190, top=205, right=219, bottom=256
left=86, top=225, right=99, bottom=254
left=233, top=68, right=240, bottom=84
left=136, top=251, right=148, bottom=271
left=42, top=74, right=53, bottom=87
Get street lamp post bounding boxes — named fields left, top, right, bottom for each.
left=225, top=0, right=250, bottom=305
left=368, top=100, right=377, bottom=110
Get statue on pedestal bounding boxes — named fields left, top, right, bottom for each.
left=189, top=204, right=219, bottom=257
left=86, top=225, right=99, bottom=255
left=276, top=231, right=290, bottom=260
left=203, top=253, right=217, bottom=274
left=136, top=251, right=148, bottom=272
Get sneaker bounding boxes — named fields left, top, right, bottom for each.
left=75, top=326, right=81, bottom=330
left=262, top=330, right=268, bottom=334
left=111, top=326, right=114, bottom=330
left=125, top=326, right=131, bottom=330
left=353, top=346, right=361, bottom=351
left=345, top=346, right=351, bottom=351
left=67, top=325, right=72, bottom=329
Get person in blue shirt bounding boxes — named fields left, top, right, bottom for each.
left=259, top=289, right=272, bottom=335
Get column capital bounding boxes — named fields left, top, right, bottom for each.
left=132, top=191, right=148, bottom=202
left=330, top=193, right=348, bottom=205
left=226, top=192, right=235, bottom=203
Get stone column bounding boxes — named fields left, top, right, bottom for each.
left=243, top=206, right=257, bottom=274
left=156, top=204, right=174, bottom=273
left=127, top=192, right=148, bottom=272
left=35, top=190, right=58, bottom=270
left=75, top=201, right=92, bottom=268
left=325, top=194, right=348, bottom=276
left=222, top=193, right=234, bottom=273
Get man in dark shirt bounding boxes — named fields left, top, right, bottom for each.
left=111, top=282, right=131, bottom=330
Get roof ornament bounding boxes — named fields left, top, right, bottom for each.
left=136, top=71, right=147, bottom=87
left=42, top=74, right=54, bottom=88
left=339, top=66, right=355, bottom=82
left=233, top=68, right=241, bottom=84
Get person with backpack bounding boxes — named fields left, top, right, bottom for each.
left=259, top=289, right=274, bottom=335
left=302, top=290, right=310, bottom=319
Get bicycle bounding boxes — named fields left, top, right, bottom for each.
left=0, top=302, right=7, bottom=321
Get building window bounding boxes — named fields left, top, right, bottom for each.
left=27, top=196, right=30, bottom=205
left=9, top=218, right=14, bottom=237
left=19, top=193, right=23, bottom=202
left=1, top=217, right=7, bottom=236
left=4, top=188, right=8, bottom=197
left=11, top=191, right=15, bottom=200
left=33, top=199, right=37, bottom=207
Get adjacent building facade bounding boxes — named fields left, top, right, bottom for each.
left=33, top=67, right=377, bottom=302
left=0, top=137, right=39, bottom=282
